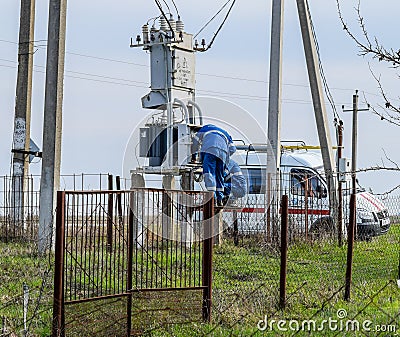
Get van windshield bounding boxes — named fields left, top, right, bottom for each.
left=290, top=168, right=325, bottom=198
left=241, top=168, right=266, bottom=194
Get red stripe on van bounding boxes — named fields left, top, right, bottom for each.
left=240, top=207, right=266, bottom=213
left=223, top=208, right=330, bottom=215
left=223, top=207, right=266, bottom=213
left=288, top=209, right=330, bottom=216
left=359, top=193, right=383, bottom=211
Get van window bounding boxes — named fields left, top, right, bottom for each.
left=242, top=168, right=265, bottom=194
left=290, top=169, right=324, bottom=198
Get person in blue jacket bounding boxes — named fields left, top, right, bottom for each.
left=223, top=159, right=247, bottom=204
left=192, top=124, right=236, bottom=206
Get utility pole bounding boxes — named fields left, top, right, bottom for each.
left=11, top=0, right=36, bottom=231
left=296, top=0, right=338, bottom=212
left=336, top=119, right=343, bottom=247
left=342, top=91, right=369, bottom=194
left=38, top=0, right=67, bottom=253
left=343, top=90, right=368, bottom=300
left=266, top=0, right=284, bottom=175
left=266, top=0, right=284, bottom=234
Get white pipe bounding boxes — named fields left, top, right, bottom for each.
left=188, top=100, right=203, bottom=125
left=173, top=98, right=190, bottom=124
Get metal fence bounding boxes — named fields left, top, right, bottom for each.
left=1, top=172, right=399, bottom=336
left=52, top=188, right=214, bottom=337
left=0, top=174, right=128, bottom=242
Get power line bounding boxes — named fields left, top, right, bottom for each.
left=171, top=0, right=179, bottom=16
left=0, top=57, right=394, bottom=106
left=66, top=51, right=148, bottom=67
left=0, top=39, right=391, bottom=95
left=203, top=0, right=236, bottom=51
left=160, top=0, right=171, bottom=14
left=0, top=51, right=397, bottom=104
left=194, top=0, right=232, bottom=39
left=1, top=41, right=398, bottom=105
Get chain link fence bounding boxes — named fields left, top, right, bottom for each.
left=1, top=173, right=399, bottom=336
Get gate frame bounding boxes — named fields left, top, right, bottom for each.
left=52, top=189, right=214, bottom=337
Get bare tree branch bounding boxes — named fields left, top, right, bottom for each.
left=336, top=0, right=400, bottom=67
left=361, top=70, right=400, bottom=127
left=373, top=184, right=400, bottom=197
left=357, top=166, right=400, bottom=173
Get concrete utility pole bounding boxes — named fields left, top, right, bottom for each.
left=266, top=0, right=284, bottom=175
left=11, top=0, right=36, bottom=230
left=38, top=0, right=67, bottom=253
left=296, top=0, right=338, bottom=209
left=342, top=90, right=369, bottom=194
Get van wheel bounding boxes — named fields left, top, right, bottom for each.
left=310, top=216, right=334, bottom=238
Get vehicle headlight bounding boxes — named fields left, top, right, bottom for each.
left=357, top=208, right=376, bottom=223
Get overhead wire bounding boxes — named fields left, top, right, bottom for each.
left=0, top=55, right=381, bottom=106
left=160, top=0, right=171, bottom=14
left=171, top=0, right=179, bottom=17
left=0, top=39, right=396, bottom=100
left=203, top=0, right=236, bottom=51
left=194, top=0, right=232, bottom=39
left=1, top=60, right=348, bottom=105
left=1, top=34, right=397, bottom=105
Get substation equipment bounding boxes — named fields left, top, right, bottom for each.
left=130, top=13, right=205, bottom=189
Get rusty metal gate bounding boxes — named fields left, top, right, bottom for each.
left=52, top=188, right=214, bottom=337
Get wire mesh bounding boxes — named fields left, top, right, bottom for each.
left=55, top=188, right=213, bottom=337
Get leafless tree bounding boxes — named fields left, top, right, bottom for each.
left=336, top=0, right=400, bottom=127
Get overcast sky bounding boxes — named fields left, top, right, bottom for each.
left=1, top=0, right=399, bottom=193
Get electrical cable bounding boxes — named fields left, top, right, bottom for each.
left=0, top=61, right=351, bottom=105
left=194, top=0, right=232, bottom=39
left=160, top=0, right=171, bottom=13
left=0, top=60, right=366, bottom=107
left=1, top=39, right=398, bottom=100
left=204, top=0, right=237, bottom=51
left=171, top=0, right=179, bottom=17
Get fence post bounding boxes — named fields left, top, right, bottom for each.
left=107, top=174, right=113, bottom=252
left=126, top=191, right=135, bottom=336
left=202, top=193, right=214, bottom=322
left=344, top=193, right=356, bottom=301
left=233, top=210, right=239, bottom=246
left=52, top=191, right=65, bottom=337
left=115, top=176, right=123, bottom=225
left=279, top=195, right=288, bottom=309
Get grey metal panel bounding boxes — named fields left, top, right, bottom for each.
left=139, top=128, right=149, bottom=157
left=150, top=44, right=172, bottom=90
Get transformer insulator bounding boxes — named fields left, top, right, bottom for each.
left=176, top=19, right=184, bottom=32
left=159, top=16, right=167, bottom=31
left=168, top=17, right=176, bottom=32
left=142, top=24, right=149, bottom=43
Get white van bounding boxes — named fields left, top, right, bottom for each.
left=224, top=145, right=391, bottom=240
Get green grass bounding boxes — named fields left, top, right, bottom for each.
left=0, top=242, right=53, bottom=337
left=1, top=224, right=399, bottom=336
left=149, top=224, right=400, bottom=336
